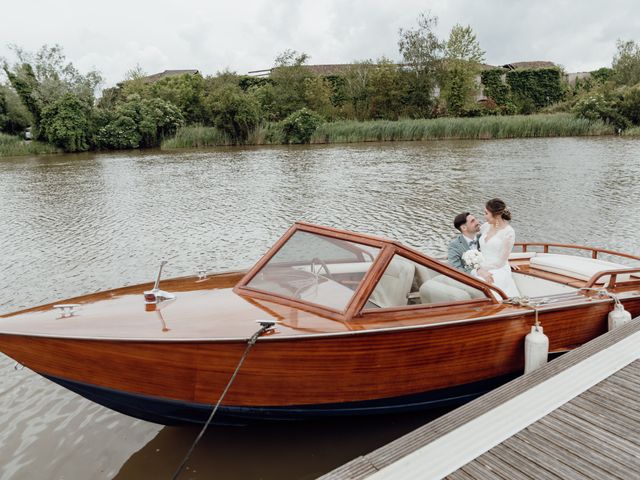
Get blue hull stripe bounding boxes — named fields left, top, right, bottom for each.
left=43, top=372, right=520, bottom=425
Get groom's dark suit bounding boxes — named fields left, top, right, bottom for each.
left=447, top=234, right=480, bottom=274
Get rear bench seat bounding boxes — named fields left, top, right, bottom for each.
left=529, top=254, right=637, bottom=283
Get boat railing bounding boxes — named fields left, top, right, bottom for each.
left=514, top=242, right=640, bottom=263
left=584, top=267, right=640, bottom=289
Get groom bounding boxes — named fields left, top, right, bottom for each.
left=448, top=212, right=493, bottom=282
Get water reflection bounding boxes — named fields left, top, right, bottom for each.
left=116, top=409, right=449, bottom=480
left=1, top=137, right=640, bottom=479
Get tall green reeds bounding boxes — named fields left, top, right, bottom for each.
left=161, top=114, right=614, bottom=150
left=310, top=114, right=613, bottom=144
left=0, top=133, right=60, bottom=156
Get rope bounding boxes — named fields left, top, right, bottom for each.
left=171, top=321, right=274, bottom=480
left=503, top=296, right=549, bottom=330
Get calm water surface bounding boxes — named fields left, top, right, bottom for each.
left=1, top=137, right=639, bottom=479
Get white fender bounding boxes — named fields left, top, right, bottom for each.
left=608, top=302, right=632, bottom=330
left=524, top=325, right=549, bottom=374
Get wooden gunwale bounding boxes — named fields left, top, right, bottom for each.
left=2, top=295, right=633, bottom=343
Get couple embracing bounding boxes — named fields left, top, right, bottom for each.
left=448, top=198, right=519, bottom=298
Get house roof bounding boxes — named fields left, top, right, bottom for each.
left=502, top=61, right=557, bottom=70
left=140, top=70, right=199, bottom=83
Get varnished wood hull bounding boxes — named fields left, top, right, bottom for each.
left=1, top=298, right=634, bottom=424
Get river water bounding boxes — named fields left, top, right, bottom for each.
left=1, top=137, right=639, bottom=479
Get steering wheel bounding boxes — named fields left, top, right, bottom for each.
left=310, top=257, right=334, bottom=280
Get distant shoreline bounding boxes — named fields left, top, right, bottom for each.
left=3, top=113, right=637, bottom=158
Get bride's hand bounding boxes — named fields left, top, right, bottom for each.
left=477, top=268, right=494, bottom=284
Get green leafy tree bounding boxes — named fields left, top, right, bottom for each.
left=3, top=44, right=102, bottom=140
left=612, top=39, right=640, bottom=86
left=95, top=94, right=183, bottom=149
left=368, top=58, right=409, bottom=120
left=150, top=73, right=206, bottom=124
left=40, top=93, right=92, bottom=151
left=398, top=12, right=444, bottom=116
left=440, top=24, right=485, bottom=116
left=206, top=85, right=262, bottom=143
left=303, top=76, right=334, bottom=119
left=342, top=61, right=374, bottom=120
left=0, top=83, right=32, bottom=134
left=281, top=107, right=323, bottom=144
left=269, top=50, right=313, bottom=119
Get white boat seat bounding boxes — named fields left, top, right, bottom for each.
left=420, top=275, right=485, bottom=304
left=530, top=254, right=637, bottom=283
left=509, top=252, right=538, bottom=260
left=369, top=256, right=415, bottom=308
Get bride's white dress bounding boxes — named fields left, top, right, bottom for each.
left=479, top=223, right=519, bottom=298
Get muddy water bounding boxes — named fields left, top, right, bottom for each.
left=1, top=137, right=639, bottom=479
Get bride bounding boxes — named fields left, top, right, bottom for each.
left=477, top=198, right=519, bottom=298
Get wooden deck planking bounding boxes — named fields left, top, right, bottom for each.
left=547, top=408, right=640, bottom=459
left=469, top=450, right=532, bottom=480
left=496, top=436, right=570, bottom=480
left=559, top=400, right=640, bottom=439
left=524, top=419, right=634, bottom=479
left=318, top=318, right=640, bottom=480
left=537, top=415, right=640, bottom=473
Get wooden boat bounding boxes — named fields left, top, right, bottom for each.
left=1, top=222, right=640, bottom=425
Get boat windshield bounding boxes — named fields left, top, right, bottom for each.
left=247, top=231, right=381, bottom=311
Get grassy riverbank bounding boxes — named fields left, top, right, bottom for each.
left=161, top=113, right=614, bottom=150
left=0, top=133, right=61, bottom=156
left=310, top=114, right=612, bottom=143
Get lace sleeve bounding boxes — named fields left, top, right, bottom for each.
left=482, top=227, right=515, bottom=270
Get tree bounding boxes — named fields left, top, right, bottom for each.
left=368, top=58, right=409, bottom=120
left=40, top=93, right=92, bottom=151
left=0, top=83, right=32, bottom=134
left=150, top=73, right=207, bottom=124
left=269, top=50, right=313, bottom=119
left=612, top=39, right=640, bottom=86
left=3, top=44, right=102, bottom=140
left=398, top=12, right=444, bottom=116
left=95, top=94, right=184, bottom=150
left=302, top=76, right=334, bottom=119
left=281, top=108, right=323, bottom=144
left=206, top=85, right=261, bottom=143
left=441, top=24, right=485, bottom=115
left=342, top=61, right=374, bottom=120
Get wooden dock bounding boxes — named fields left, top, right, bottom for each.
left=319, top=317, right=640, bottom=479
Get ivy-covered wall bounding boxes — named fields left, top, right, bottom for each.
left=481, top=67, right=565, bottom=113
left=480, top=69, right=510, bottom=105
left=506, top=67, right=565, bottom=111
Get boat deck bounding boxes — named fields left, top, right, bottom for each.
left=319, top=317, right=640, bottom=479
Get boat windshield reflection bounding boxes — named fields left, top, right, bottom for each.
left=247, top=231, right=380, bottom=311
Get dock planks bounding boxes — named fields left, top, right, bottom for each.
left=319, top=318, right=640, bottom=479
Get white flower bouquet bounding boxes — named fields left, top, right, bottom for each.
left=462, top=249, right=484, bottom=271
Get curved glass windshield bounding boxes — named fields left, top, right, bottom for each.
left=247, top=231, right=380, bottom=311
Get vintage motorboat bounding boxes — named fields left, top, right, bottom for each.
left=1, top=222, right=639, bottom=425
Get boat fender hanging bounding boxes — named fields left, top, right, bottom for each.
left=608, top=299, right=631, bottom=331
left=524, top=309, right=549, bottom=374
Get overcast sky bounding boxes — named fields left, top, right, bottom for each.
left=2, top=0, right=640, bottom=88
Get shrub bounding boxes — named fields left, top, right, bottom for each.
left=206, top=85, right=262, bottom=143
left=40, top=93, right=92, bottom=152
left=281, top=108, right=324, bottom=144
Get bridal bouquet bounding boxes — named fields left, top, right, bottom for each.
left=462, top=249, right=484, bottom=271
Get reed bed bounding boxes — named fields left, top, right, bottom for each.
left=0, top=133, right=60, bottom=156
left=161, top=114, right=614, bottom=150
left=310, top=114, right=613, bottom=144
left=622, top=126, right=640, bottom=137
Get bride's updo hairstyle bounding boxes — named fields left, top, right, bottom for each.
left=486, top=198, right=512, bottom=221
